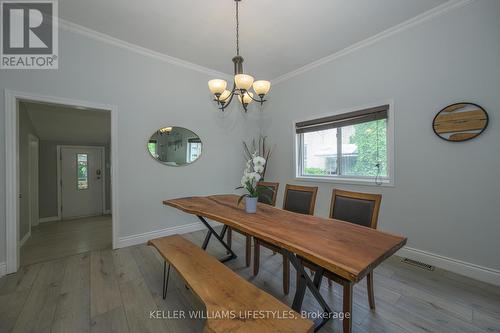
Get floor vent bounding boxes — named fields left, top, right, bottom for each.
left=401, top=258, right=435, bottom=271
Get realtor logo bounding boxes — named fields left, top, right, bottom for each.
left=1, top=0, right=58, bottom=69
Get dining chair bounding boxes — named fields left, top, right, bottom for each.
left=254, top=184, right=318, bottom=294
left=226, top=182, right=279, bottom=267
left=299, top=188, right=382, bottom=310
left=257, top=181, right=279, bottom=206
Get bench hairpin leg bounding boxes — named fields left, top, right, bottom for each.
left=285, top=250, right=333, bottom=332
left=163, top=260, right=171, bottom=299
left=197, top=215, right=237, bottom=262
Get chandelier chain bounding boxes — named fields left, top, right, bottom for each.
left=236, top=0, right=240, bottom=56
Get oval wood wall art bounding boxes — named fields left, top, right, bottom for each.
left=432, top=103, right=489, bottom=142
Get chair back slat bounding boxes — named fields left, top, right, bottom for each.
left=330, top=189, right=381, bottom=229
left=257, top=182, right=279, bottom=206
left=283, top=184, right=318, bottom=215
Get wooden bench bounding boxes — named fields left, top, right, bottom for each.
left=148, top=235, right=314, bottom=333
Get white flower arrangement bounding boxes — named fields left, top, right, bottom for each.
left=236, top=152, right=267, bottom=205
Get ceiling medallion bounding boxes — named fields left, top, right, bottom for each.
left=208, top=0, right=270, bottom=112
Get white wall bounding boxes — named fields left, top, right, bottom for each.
left=18, top=104, right=38, bottom=240
left=0, top=25, right=259, bottom=263
left=260, top=0, right=500, bottom=276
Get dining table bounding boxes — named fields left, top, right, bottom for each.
left=164, top=194, right=407, bottom=333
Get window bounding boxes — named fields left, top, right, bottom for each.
left=295, top=104, right=392, bottom=185
left=187, top=138, right=202, bottom=162
left=77, top=153, right=88, bottom=190
left=148, top=140, right=158, bottom=158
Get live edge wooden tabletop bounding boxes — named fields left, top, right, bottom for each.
left=164, top=194, right=407, bottom=283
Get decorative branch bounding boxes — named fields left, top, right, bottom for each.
left=243, top=135, right=274, bottom=180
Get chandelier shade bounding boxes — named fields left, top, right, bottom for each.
left=219, top=89, right=232, bottom=102
left=208, top=0, right=270, bottom=112
left=238, top=91, right=254, bottom=105
left=253, top=80, right=271, bottom=97
left=234, top=74, right=254, bottom=90
left=208, top=79, right=227, bottom=96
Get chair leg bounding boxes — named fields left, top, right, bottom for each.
left=245, top=236, right=251, bottom=267
left=343, top=281, right=353, bottom=333
left=367, top=272, right=375, bottom=310
left=282, top=253, right=290, bottom=295
left=226, top=227, right=232, bottom=254
left=253, top=239, right=260, bottom=276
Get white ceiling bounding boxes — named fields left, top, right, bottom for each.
left=22, top=102, right=110, bottom=144
left=59, top=0, right=448, bottom=80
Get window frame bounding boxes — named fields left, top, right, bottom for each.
left=293, top=101, right=395, bottom=187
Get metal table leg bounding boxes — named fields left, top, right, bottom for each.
left=197, top=215, right=237, bottom=263
left=285, top=250, right=333, bottom=332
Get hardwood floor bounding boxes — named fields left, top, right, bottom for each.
left=2, top=227, right=499, bottom=333
left=20, top=215, right=112, bottom=266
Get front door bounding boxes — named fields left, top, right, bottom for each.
left=60, top=146, right=104, bottom=219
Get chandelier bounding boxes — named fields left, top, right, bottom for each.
left=208, top=0, right=270, bottom=112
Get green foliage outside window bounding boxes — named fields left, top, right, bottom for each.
left=303, top=167, right=327, bottom=175
left=349, top=119, right=387, bottom=177
left=148, top=142, right=157, bottom=156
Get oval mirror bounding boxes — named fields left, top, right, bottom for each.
left=147, top=127, right=203, bottom=166
left=432, top=103, right=489, bottom=142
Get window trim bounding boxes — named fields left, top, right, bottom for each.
left=293, top=101, right=395, bottom=187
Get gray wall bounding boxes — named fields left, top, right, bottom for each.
left=0, top=26, right=257, bottom=263
left=261, top=0, right=500, bottom=271
left=39, top=141, right=111, bottom=218
left=18, top=105, right=38, bottom=240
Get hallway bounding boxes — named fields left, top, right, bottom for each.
left=21, top=216, right=112, bottom=266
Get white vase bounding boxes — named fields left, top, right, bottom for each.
left=245, top=197, right=258, bottom=213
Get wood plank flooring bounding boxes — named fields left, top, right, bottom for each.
left=2, top=227, right=499, bottom=333
left=21, top=216, right=112, bottom=266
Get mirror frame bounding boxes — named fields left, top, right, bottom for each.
left=146, top=126, right=204, bottom=167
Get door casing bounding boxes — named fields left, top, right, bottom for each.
left=4, top=89, right=118, bottom=275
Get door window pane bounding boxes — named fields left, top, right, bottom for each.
left=188, top=142, right=202, bottom=162
left=77, top=154, right=88, bottom=190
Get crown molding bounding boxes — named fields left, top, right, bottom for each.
left=271, top=0, right=476, bottom=85
left=58, top=18, right=232, bottom=80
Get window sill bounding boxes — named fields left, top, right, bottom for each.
left=294, top=175, right=394, bottom=187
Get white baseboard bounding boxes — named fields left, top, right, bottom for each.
left=0, top=262, right=6, bottom=278
left=398, top=246, right=500, bottom=287
left=116, top=221, right=220, bottom=248
left=39, top=216, right=59, bottom=223
left=19, top=231, right=31, bottom=247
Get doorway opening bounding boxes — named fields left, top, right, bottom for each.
left=4, top=90, right=118, bottom=273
